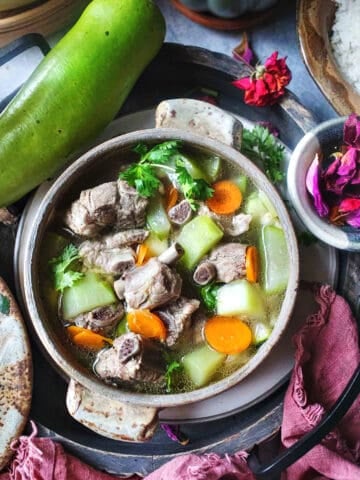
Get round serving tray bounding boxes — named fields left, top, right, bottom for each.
left=1, top=42, right=359, bottom=475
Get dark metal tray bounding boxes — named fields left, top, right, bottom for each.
left=1, top=39, right=359, bottom=476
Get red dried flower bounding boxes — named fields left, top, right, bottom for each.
left=232, top=52, right=292, bottom=107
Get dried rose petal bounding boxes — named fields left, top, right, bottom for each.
left=324, top=148, right=358, bottom=195
left=346, top=210, right=360, bottom=227
left=306, top=154, right=329, bottom=217
left=338, top=197, right=360, bottom=213
left=161, top=424, right=189, bottom=445
left=232, top=33, right=254, bottom=65
left=344, top=113, right=360, bottom=148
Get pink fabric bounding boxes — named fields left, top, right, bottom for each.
left=0, top=423, right=139, bottom=480
left=281, top=284, right=360, bottom=480
left=0, top=285, right=358, bottom=480
left=144, top=452, right=254, bottom=480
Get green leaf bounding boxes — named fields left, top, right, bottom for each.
left=175, top=160, right=214, bottom=210
left=0, top=294, right=10, bottom=315
left=241, top=125, right=285, bottom=184
left=164, top=352, right=182, bottom=393
left=120, top=163, right=160, bottom=198
left=50, top=244, right=84, bottom=292
left=200, top=282, right=220, bottom=312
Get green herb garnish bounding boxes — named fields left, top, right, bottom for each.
left=298, top=230, right=318, bottom=247
left=241, top=125, right=285, bottom=184
left=120, top=141, right=182, bottom=198
left=50, top=243, right=84, bottom=292
left=175, top=159, right=214, bottom=210
left=200, top=282, right=220, bottom=312
left=120, top=141, right=214, bottom=209
left=164, top=354, right=182, bottom=393
left=0, top=294, right=10, bottom=315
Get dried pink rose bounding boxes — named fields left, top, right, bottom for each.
left=306, top=154, right=329, bottom=217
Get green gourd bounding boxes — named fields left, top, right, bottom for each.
left=180, top=0, right=277, bottom=18
left=0, top=0, right=165, bottom=207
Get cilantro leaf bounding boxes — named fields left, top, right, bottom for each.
left=164, top=356, right=182, bottom=393
left=241, top=125, right=285, bottom=184
left=144, top=140, right=182, bottom=165
left=175, top=160, right=214, bottom=210
left=200, top=282, right=220, bottom=311
left=119, top=141, right=183, bottom=198
left=120, top=163, right=160, bottom=198
left=0, top=294, right=10, bottom=315
left=50, top=244, right=84, bottom=292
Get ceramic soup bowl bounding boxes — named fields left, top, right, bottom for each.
left=18, top=102, right=299, bottom=442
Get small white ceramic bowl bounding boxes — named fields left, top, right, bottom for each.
left=287, top=116, right=360, bottom=251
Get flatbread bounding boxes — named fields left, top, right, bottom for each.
left=0, top=277, right=32, bottom=470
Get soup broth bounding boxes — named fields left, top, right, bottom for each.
left=40, top=140, right=289, bottom=394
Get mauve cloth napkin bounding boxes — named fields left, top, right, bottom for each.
left=0, top=285, right=359, bottom=480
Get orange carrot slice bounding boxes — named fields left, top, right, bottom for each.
left=165, top=185, right=179, bottom=212
left=206, top=180, right=242, bottom=215
left=127, top=309, right=167, bottom=341
left=136, top=243, right=149, bottom=266
left=246, top=246, right=259, bottom=283
left=67, top=326, right=113, bottom=350
left=204, top=315, right=252, bottom=354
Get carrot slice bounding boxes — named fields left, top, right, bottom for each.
left=136, top=243, right=149, bottom=266
left=67, top=326, right=113, bottom=350
left=206, top=180, right=242, bottom=215
left=165, top=185, right=179, bottom=212
left=246, top=246, right=259, bottom=283
left=127, top=309, right=167, bottom=341
left=204, top=315, right=252, bottom=354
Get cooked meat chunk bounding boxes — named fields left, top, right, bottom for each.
left=114, top=277, right=126, bottom=301
left=102, top=229, right=148, bottom=249
left=94, top=333, right=165, bottom=383
left=79, top=242, right=136, bottom=275
left=65, top=182, right=118, bottom=237
left=65, top=180, right=148, bottom=237
left=207, top=243, right=247, bottom=283
left=225, top=213, right=252, bottom=236
left=78, top=229, right=148, bottom=275
left=116, top=180, right=148, bottom=230
left=198, top=204, right=251, bottom=236
left=156, top=297, right=200, bottom=347
left=123, top=258, right=182, bottom=310
left=193, top=261, right=216, bottom=285
left=168, top=200, right=193, bottom=225
left=72, top=304, right=124, bottom=335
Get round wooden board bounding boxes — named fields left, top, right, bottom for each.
left=0, top=278, right=32, bottom=471
left=0, top=0, right=90, bottom=47
left=297, top=0, right=360, bottom=116
left=171, top=0, right=275, bottom=31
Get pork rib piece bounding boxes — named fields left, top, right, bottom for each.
left=65, top=180, right=148, bottom=237
left=94, top=333, right=165, bottom=384
left=79, top=229, right=148, bottom=275
left=156, top=297, right=200, bottom=347
left=72, top=304, right=124, bottom=335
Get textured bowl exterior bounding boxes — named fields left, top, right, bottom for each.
left=23, top=128, right=299, bottom=408
left=287, top=117, right=360, bottom=251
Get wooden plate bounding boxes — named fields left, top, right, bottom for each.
left=0, top=0, right=90, bottom=48
left=0, top=278, right=32, bottom=470
left=297, top=0, right=360, bottom=115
